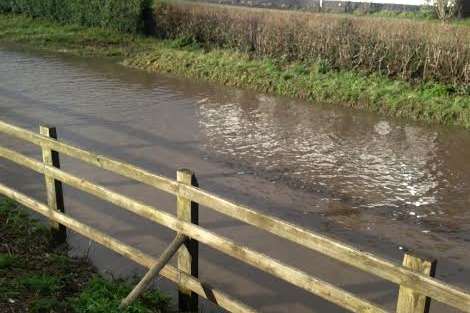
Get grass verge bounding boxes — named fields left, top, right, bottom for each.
left=0, top=197, right=172, bottom=313
left=0, top=13, right=469, bottom=128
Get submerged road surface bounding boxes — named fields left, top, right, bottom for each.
left=1, top=45, right=470, bottom=312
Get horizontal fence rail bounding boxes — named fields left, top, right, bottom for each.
left=0, top=145, right=389, bottom=313
left=0, top=120, right=470, bottom=313
left=0, top=182, right=256, bottom=313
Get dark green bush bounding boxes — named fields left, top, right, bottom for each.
left=0, top=0, right=150, bottom=33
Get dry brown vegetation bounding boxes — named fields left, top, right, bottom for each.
left=153, top=2, right=470, bottom=86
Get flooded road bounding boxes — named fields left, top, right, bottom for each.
left=1, top=45, right=470, bottom=312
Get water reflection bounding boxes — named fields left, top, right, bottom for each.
left=197, top=94, right=457, bottom=224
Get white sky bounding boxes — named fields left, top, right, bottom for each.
left=334, top=0, right=431, bottom=5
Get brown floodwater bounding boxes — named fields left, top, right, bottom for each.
left=1, top=45, right=470, bottom=313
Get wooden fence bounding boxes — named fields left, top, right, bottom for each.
left=0, top=119, right=469, bottom=313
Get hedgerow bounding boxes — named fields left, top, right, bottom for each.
left=0, top=0, right=150, bottom=33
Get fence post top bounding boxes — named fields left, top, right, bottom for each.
left=40, top=124, right=55, bottom=128
left=177, top=168, right=194, bottom=175
left=403, top=252, right=437, bottom=265
left=39, top=125, right=58, bottom=136
left=177, top=169, right=198, bottom=187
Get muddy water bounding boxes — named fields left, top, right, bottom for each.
left=1, top=45, right=470, bottom=313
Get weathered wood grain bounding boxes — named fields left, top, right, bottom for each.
left=39, top=125, right=66, bottom=244
left=177, top=169, right=199, bottom=312
left=397, top=254, right=436, bottom=313
left=120, top=234, right=187, bottom=309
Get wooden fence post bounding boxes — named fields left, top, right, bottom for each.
left=40, top=125, right=66, bottom=244
left=177, top=169, right=199, bottom=312
left=396, top=253, right=437, bottom=313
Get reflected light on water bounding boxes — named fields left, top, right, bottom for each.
left=198, top=94, right=445, bottom=220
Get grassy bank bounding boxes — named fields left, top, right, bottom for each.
left=0, top=14, right=469, bottom=128
left=0, top=197, right=172, bottom=313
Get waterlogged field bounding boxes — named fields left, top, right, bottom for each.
left=1, top=2, right=470, bottom=312
left=1, top=46, right=470, bottom=312
left=0, top=14, right=469, bottom=127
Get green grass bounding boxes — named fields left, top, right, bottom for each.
left=125, top=47, right=470, bottom=128
left=0, top=197, right=172, bottom=313
left=0, top=13, right=469, bottom=128
left=0, top=14, right=148, bottom=57
left=454, top=18, right=470, bottom=26
left=0, top=253, right=19, bottom=269
left=20, top=274, right=62, bottom=295
left=70, top=276, right=171, bottom=313
left=365, top=9, right=470, bottom=26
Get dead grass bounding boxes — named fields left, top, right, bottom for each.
left=152, top=1, right=470, bottom=86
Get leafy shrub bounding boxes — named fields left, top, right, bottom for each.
left=0, top=0, right=150, bottom=33
left=151, top=2, right=470, bottom=86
